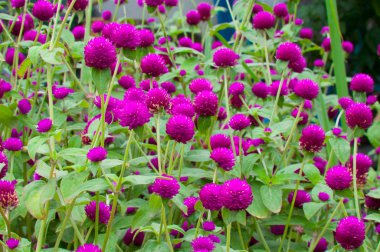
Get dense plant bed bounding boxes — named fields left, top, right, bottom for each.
left=0, top=0, right=379, bottom=251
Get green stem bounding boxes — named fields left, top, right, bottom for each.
left=269, top=71, right=285, bottom=126
left=237, top=223, right=246, bottom=250
left=155, top=114, right=163, bottom=174
left=254, top=217, right=271, bottom=252
left=94, top=191, right=100, bottom=244
left=353, top=137, right=361, bottom=218
left=0, top=208, right=11, bottom=237
left=162, top=203, right=174, bottom=252
left=53, top=198, right=77, bottom=251
left=157, top=11, right=175, bottom=66
left=226, top=223, right=232, bottom=252
left=263, top=32, right=273, bottom=85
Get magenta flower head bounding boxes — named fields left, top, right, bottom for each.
left=308, top=237, right=328, bottom=252
left=68, top=0, right=89, bottom=10
left=91, top=20, right=104, bottom=33
left=191, top=236, right=215, bottom=252
left=165, top=0, right=178, bottom=6
left=146, top=88, right=171, bottom=113
left=72, top=26, right=85, bottom=40
left=139, top=29, right=155, bottom=47
left=0, top=180, right=19, bottom=209
left=275, top=42, right=302, bottom=63
left=84, top=37, right=116, bottom=69
left=221, top=178, right=253, bottom=211
left=318, top=192, right=330, bottom=202
left=111, top=24, right=140, bottom=49
left=102, top=10, right=112, bottom=21
left=229, top=82, right=245, bottom=96
left=270, top=80, right=288, bottom=96
left=347, top=153, right=372, bottom=186
left=365, top=195, right=380, bottom=210
left=123, top=228, right=145, bottom=246
left=193, top=91, right=218, bottom=116
left=76, top=244, right=102, bottom=252
left=213, top=47, right=239, bottom=67
left=325, top=165, right=352, bottom=190
left=179, top=37, right=193, bottom=47
left=4, top=138, right=23, bottom=152
left=140, top=79, right=158, bottom=91
left=273, top=3, right=288, bottom=18
left=118, top=75, right=135, bottom=89
left=287, top=190, right=311, bottom=208
left=202, top=221, right=215, bottom=231
left=199, top=183, right=223, bottom=211
left=217, top=107, right=227, bottom=121
left=166, top=115, right=195, bottom=143
left=37, top=118, right=52, bottom=133
left=252, top=82, right=269, bottom=99
left=189, top=78, right=213, bottom=94
left=350, top=73, right=374, bottom=93
left=6, top=238, right=19, bottom=250
left=161, top=81, right=176, bottom=94
left=321, top=38, right=331, bottom=51
left=229, top=114, right=251, bottom=131
left=9, top=14, right=34, bottom=36
left=171, top=102, right=195, bottom=118
left=299, top=27, right=313, bottom=39
left=288, top=56, right=306, bottom=73
left=141, top=54, right=168, bottom=77
left=117, top=101, right=151, bottom=129
left=342, top=41, right=354, bottom=54
left=338, top=97, right=354, bottom=110
left=291, top=108, right=308, bottom=125
left=32, top=0, right=54, bottom=21
left=252, top=3, right=263, bottom=13
left=210, top=134, right=230, bottom=150
left=299, top=124, right=325, bottom=153
left=345, top=103, right=373, bottom=129
left=335, top=216, right=365, bottom=250
left=314, top=59, right=324, bottom=68
left=151, top=175, right=180, bottom=199
left=5, top=48, right=25, bottom=66
left=0, top=152, right=8, bottom=179
left=18, top=98, right=31, bottom=114
left=145, top=0, right=164, bottom=7
left=253, top=11, right=276, bottom=29
left=294, top=79, right=319, bottom=100
left=11, top=0, right=25, bottom=8
left=53, top=86, right=74, bottom=99
left=87, top=147, right=108, bottom=162
left=366, top=95, right=377, bottom=105
left=183, top=196, right=198, bottom=217
left=85, top=201, right=111, bottom=224
left=210, top=148, right=235, bottom=171
left=270, top=225, right=285, bottom=235
left=186, top=10, right=201, bottom=25
left=197, top=2, right=212, bottom=21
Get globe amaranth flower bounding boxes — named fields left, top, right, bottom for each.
left=288, top=56, right=306, bottom=73
left=18, top=98, right=31, bottom=114
left=287, top=190, right=311, bottom=208
left=72, top=26, right=85, bottom=40
left=229, top=82, right=245, bottom=96
left=217, top=107, right=227, bottom=121
left=85, top=201, right=111, bottom=224
left=93, top=94, right=121, bottom=111
left=347, top=153, right=373, bottom=186
left=367, top=95, right=377, bottom=105
left=183, top=196, right=198, bottom=217
left=6, top=238, right=19, bottom=250
left=199, top=183, right=223, bottom=211
left=52, top=86, right=74, bottom=99
left=117, top=101, right=151, bottom=129
left=186, top=10, right=201, bottom=25
left=252, top=82, right=269, bottom=99
left=210, top=134, right=230, bottom=150
left=308, top=237, right=328, bottom=252
left=140, top=54, right=168, bottom=77
left=191, top=236, right=215, bottom=252
left=270, top=225, right=285, bottom=235
left=140, top=79, right=158, bottom=91
left=84, top=37, right=117, bottom=69
left=110, top=24, right=140, bottom=49
left=151, top=175, right=180, bottom=199
left=299, top=27, right=313, bottom=39
left=229, top=114, right=251, bottom=130
left=3, top=138, right=23, bottom=152
left=68, top=0, right=88, bottom=10
left=270, top=80, right=288, bottom=96
left=294, top=79, right=319, bottom=100
left=338, top=97, right=354, bottom=110
left=5, top=48, right=25, bottom=66
left=350, top=73, right=374, bottom=93
left=32, top=0, right=54, bottom=21
left=87, top=146, right=108, bottom=162
left=213, top=47, right=239, bottom=67
left=318, top=192, right=330, bottom=202
left=193, top=91, right=218, bottom=116
left=345, top=103, right=373, bottom=129
left=299, top=124, right=325, bottom=153
left=335, top=216, right=365, bottom=250
left=221, top=178, right=253, bottom=211
left=102, top=10, right=112, bottom=21
left=76, top=244, right=102, bottom=252
left=0, top=180, right=19, bottom=209
left=139, top=29, right=155, bottom=47
left=314, top=59, right=324, bottom=68
left=146, top=88, right=171, bottom=113
left=37, top=118, right=52, bottom=133
left=124, top=88, right=147, bottom=103
left=10, top=14, right=34, bottom=36
left=210, top=148, right=235, bottom=171
left=123, top=228, right=145, bottom=246
left=325, top=165, right=352, bottom=190
left=291, top=108, right=308, bottom=125
left=197, top=2, right=212, bottom=21
left=321, top=38, right=331, bottom=52
left=166, top=115, right=195, bottom=143
left=118, top=75, right=135, bottom=90
left=273, top=3, right=288, bottom=18
left=342, top=41, right=354, bottom=54
left=365, top=194, right=380, bottom=210
left=252, top=11, right=275, bottom=30
left=171, top=102, right=195, bottom=118
left=91, top=20, right=104, bottom=33
left=189, top=78, right=213, bottom=94
left=145, top=0, right=164, bottom=7
left=11, top=0, right=25, bottom=8
left=0, top=152, right=8, bottom=179
left=202, top=221, right=215, bottom=231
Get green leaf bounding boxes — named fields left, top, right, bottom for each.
left=367, top=188, right=380, bottom=199
left=364, top=213, right=380, bottom=222
left=17, top=58, right=31, bottom=78
left=246, top=183, right=270, bottom=218
left=303, top=202, right=326, bottom=220
left=60, top=171, right=89, bottom=203
left=184, top=150, right=210, bottom=162
left=40, top=48, right=63, bottom=65
left=27, top=136, right=49, bottom=160
left=79, top=178, right=109, bottom=193
left=303, top=164, right=322, bottom=185
left=197, top=116, right=212, bottom=134
left=100, top=159, right=123, bottom=169
left=260, top=185, right=282, bottom=213
left=172, top=47, right=205, bottom=57
left=91, top=68, right=111, bottom=94
left=58, top=148, right=87, bottom=164
left=221, top=208, right=246, bottom=225
left=60, top=29, right=75, bottom=48
left=131, top=195, right=162, bottom=229
left=367, top=121, right=380, bottom=147
left=141, top=240, right=170, bottom=251
left=0, top=105, right=17, bottom=128
left=123, top=175, right=156, bottom=185
left=329, top=137, right=350, bottom=163
left=23, top=180, right=56, bottom=219
left=311, top=183, right=333, bottom=202
left=0, top=13, right=15, bottom=21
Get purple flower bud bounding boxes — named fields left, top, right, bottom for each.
left=166, top=115, right=195, bottom=143
left=85, top=201, right=111, bottom=224
left=210, top=148, right=235, bottom=171
left=151, top=175, right=180, bottom=199
left=299, top=124, right=325, bottom=153
left=141, top=54, right=168, bottom=77
left=76, top=244, right=102, bottom=252
left=18, top=98, right=31, bottom=114
left=87, top=147, right=108, bottom=162
left=345, top=103, right=373, bottom=129
left=6, top=238, right=19, bottom=250
left=213, top=47, right=239, bottom=67
left=318, top=192, right=330, bottom=202
left=32, top=0, right=54, bottom=21
left=186, top=10, right=201, bottom=25
left=37, top=118, right=52, bottom=133
left=253, top=11, right=275, bottom=30
left=350, top=73, right=374, bottom=93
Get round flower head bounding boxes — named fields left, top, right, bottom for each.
left=146, top=88, right=171, bottom=113
left=124, top=88, right=147, bottom=103
left=111, top=24, right=140, bottom=49
left=350, top=73, right=374, bottom=93
left=186, top=10, right=201, bottom=25
left=9, top=14, right=34, bottom=36
left=253, top=11, right=276, bottom=29
left=189, top=78, right=213, bottom=94
left=183, top=196, right=198, bottom=217
left=32, top=0, right=54, bottom=21
left=37, top=118, right=52, bottom=133
left=221, top=178, right=253, bottom=211
left=252, top=82, right=269, bottom=98
left=123, top=228, right=145, bottom=246
left=139, top=29, right=155, bottom=47
left=314, top=59, right=325, bottom=68
left=0, top=180, right=19, bottom=209
left=345, top=103, right=373, bottom=129
left=68, top=0, right=88, bottom=10
left=72, top=26, right=85, bottom=40
left=365, top=195, right=380, bottom=210
left=160, top=81, right=176, bottom=94
left=18, top=98, right=31, bottom=114
left=332, top=127, right=342, bottom=137
left=117, top=101, right=151, bottom=129
left=101, top=22, right=118, bottom=39
left=294, top=79, right=319, bottom=100
left=197, top=2, right=212, bottom=21
left=270, top=80, right=288, bottom=96
left=291, top=108, right=309, bottom=125
left=299, top=124, right=325, bottom=153
left=199, top=183, right=223, bottom=211
left=217, top=107, right=227, bottom=121
left=76, top=244, right=102, bottom=252
left=325, top=165, right=352, bottom=190
left=6, top=238, right=19, bottom=250
left=85, top=201, right=111, bottom=224
left=11, top=0, right=25, bottom=8
left=210, top=134, right=230, bottom=150
left=338, top=97, right=354, bottom=110
left=145, top=0, right=164, bottom=7
left=287, top=190, right=311, bottom=208
left=53, top=86, right=74, bottom=99
left=299, top=27, right=313, bottom=39
left=140, top=54, right=168, bottom=77
left=252, top=3, right=263, bottom=13
left=166, top=115, right=195, bottom=143
left=0, top=152, right=8, bottom=179
left=347, top=153, right=372, bottom=186
left=335, top=216, right=365, bottom=250
left=202, top=221, right=215, bottom=231
left=229, top=114, right=251, bottom=130
left=318, top=192, right=330, bottom=202
left=366, top=95, right=377, bottom=105
left=179, top=37, right=193, bottom=47
left=165, top=0, right=178, bottom=6
left=4, top=138, right=23, bottom=152
left=5, top=48, right=25, bottom=66
left=191, top=236, right=215, bottom=252
left=140, top=79, right=158, bottom=91
left=270, top=225, right=285, bottom=235
left=84, top=37, right=116, bottom=69
left=118, top=75, right=135, bottom=90
left=151, top=175, right=180, bottom=199
left=87, top=147, right=108, bottom=162
left=193, top=91, right=218, bottom=116
left=273, top=3, right=288, bottom=18
left=102, top=10, right=112, bottom=21
left=321, top=38, right=331, bottom=51
left=308, top=237, right=328, bottom=252
left=288, top=56, right=306, bottom=73
left=342, top=41, right=354, bottom=54
left=23, top=30, right=45, bottom=43
left=229, top=82, right=245, bottom=96
left=213, top=47, right=239, bottom=67
left=91, top=20, right=104, bottom=33
left=171, top=102, right=195, bottom=118
left=210, top=148, right=235, bottom=171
